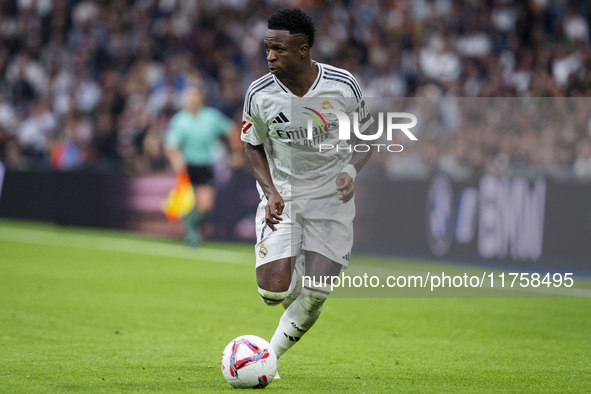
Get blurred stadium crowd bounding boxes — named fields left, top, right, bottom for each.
left=1, top=0, right=591, bottom=181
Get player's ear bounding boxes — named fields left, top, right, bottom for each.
left=299, top=44, right=309, bottom=58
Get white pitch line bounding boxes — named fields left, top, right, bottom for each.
left=0, top=225, right=252, bottom=265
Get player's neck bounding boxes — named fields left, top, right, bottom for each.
left=280, top=61, right=318, bottom=97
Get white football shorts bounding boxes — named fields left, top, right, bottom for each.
left=254, top=195, right=355, bottom=268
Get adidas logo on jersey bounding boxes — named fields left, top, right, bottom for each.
left=272, top=112, right=289, bottom=124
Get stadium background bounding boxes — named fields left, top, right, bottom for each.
left=1, top=0, right=591, bottom=272
left=1, top=1, right=590, bottom=392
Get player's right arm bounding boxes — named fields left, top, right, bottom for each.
left=241, top=85, right=283, bottom=231
left=244, top=142, right=284, bottom=231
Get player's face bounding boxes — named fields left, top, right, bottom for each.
left=264, top=29, right=308, bottom=79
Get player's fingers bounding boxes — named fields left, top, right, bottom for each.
left=336, top=176, right=352, bottom=191
left=268, top=205, right=283, bottom=220
left=339, top=194, right=353, bottom=203
left=264, top=214, right=278, bottom=231
left=265, top=204, right=282, bottom=230
left=337, top=181, right=353, bottom=195
left=338, top=183, right=355, bottom=203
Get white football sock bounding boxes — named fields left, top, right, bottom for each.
left=270, top=285, right=330, bottom=358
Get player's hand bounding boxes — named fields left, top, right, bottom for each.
left=265, top=193, right=284, bottom=231
left=336, top=173, right=355, bottom=203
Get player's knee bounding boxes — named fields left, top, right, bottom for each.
left=257, top=286, right=290, bottom=306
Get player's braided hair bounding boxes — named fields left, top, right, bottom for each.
left=267, top=8, right=316, bottom=48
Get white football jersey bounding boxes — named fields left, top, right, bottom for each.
left=241, top=62, right=373, bottom=200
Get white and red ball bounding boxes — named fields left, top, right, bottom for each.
left=220, top=335, right=277, bottom=389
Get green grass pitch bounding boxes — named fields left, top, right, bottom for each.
left=1, top=219, right=590, bottom=392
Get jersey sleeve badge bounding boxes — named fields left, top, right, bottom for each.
left=242, top=114, right=254, bottom=135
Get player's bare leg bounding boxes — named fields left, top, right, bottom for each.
left=256, top=256, right=297, bottom=379
left=269, top=251, right=342, bottom=358
left=256, top=256, right=295, bottom=305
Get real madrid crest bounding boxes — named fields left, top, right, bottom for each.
left=258, top=243, right=268, bottom=258
left=320, top=99, right=334, bottom=116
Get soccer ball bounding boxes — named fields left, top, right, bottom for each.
left=220, top=335, right=277, bottom=389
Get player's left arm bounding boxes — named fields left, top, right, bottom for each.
left=336, top=141, right=372, bottom=203
left=336, top=99, right=373, bottom=203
